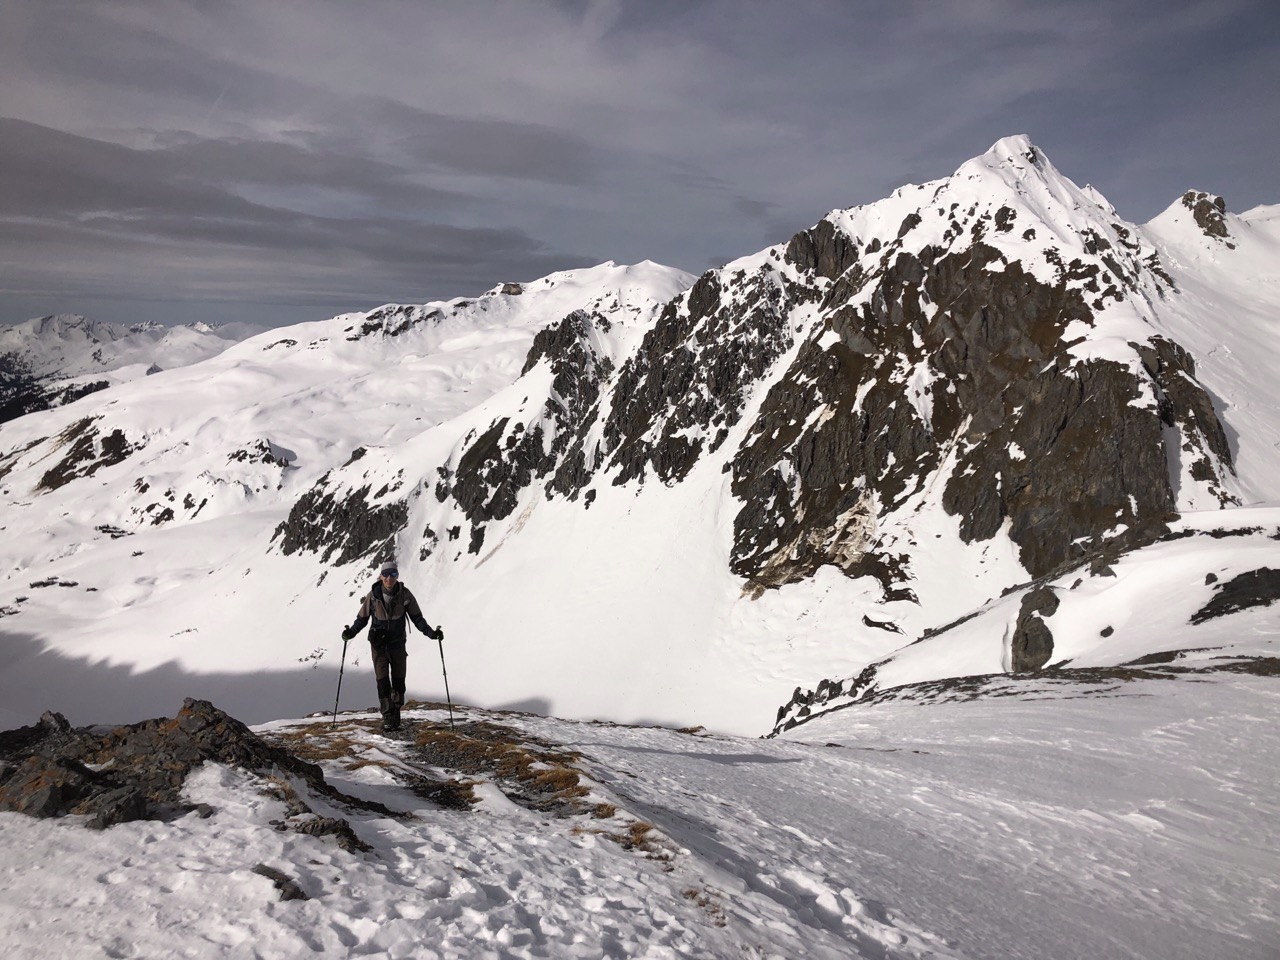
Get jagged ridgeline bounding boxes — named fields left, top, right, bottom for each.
left=274, top=136, right=1235, bottom=603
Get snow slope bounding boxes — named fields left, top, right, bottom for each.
left=1142, top=196, right=1280, bottom=501
left=0, top=263, right=695, bottom=729
left=1, top=666, right=1277, bottom=959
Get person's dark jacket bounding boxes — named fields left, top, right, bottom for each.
left=345, top=580, right=439, bottom=644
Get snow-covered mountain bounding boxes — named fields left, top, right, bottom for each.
left=0, top=136, right=1276, bottom=739
left=0, top=314, right=260, bottom=424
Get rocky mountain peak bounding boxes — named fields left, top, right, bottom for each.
left=293, top=144, right=1233, bottom=676
left=1181, top=190, right=1233, bottom=241
left=271, top=138, right=1239, bottom=614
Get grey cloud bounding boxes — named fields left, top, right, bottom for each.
left=0, top=118, right=589, bottom=312
left=0, top=119, right=251, bottom=220
left=6, top=211, right=586, bottom=309
left=2, top=0, right=1277, bottom=329
left=0, top=118, right=455, bottom=232
left=305, top=97, right=606, bottom=187
left=396, top=115, right=599, bottom=185
left=160, top=136, right=467, bottom=210
left=8, top=6, right=230, bottom=103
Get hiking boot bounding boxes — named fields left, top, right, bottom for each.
left=386, top=691, right=404, bottom=731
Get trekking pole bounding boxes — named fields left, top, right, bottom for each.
left=437, top=633, right=456, bottom=731
left=331, top=635, right=350, bottom=728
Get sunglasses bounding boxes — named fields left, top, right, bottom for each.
left=380, top=569, right=399, bottom=579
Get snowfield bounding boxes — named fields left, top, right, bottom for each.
left=1, top=667, right=1277, bottom=959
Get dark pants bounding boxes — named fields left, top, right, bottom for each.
left=371, top=639, right=407, bottom=705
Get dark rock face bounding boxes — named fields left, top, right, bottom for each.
left=344, top=304, right=443, bottom=341
left=52, top=379, right=110, bottom=405
left=728, top=238, right=1215, bottom=594
left=0, top=700, right=302, bottom=827
left=1133, top=337, right=1236, bottom=506
left=228, top=439, right=294, bottom=468
left=0, top=699, right=381, bottom=847
left=1011, top=587, right=1059, bottom=672
left=772, top=667, right=876, bottom=734
left=273, top=473, right=408, bottom=566
left=252, top=864, right=310, bottom=901
left=1181, top=191, right=1233, bottom=244
left=0, top=351, right=47, bottom=424
left=785, top=218, right=862, bottom=282
left=594, top=265, right=802, bottom=488
left=0, top=352, right=113, bottom=426
left=280, top=305, right=631, bottom=568
left=433, top=310, right=619, bottom=553
left=1191, top=568, right=1280, bottom=624
left=35, top=417, right=140, bottom=492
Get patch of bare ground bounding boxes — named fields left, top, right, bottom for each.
left=409, top=719, right=591, bottom=816
left=407, top=716, right=678, bottom=858
left=263, top=718, right=477, bottom=812
left=271, top=709, right=680, bottom=858
left=683, top=886, right=728, bottom=927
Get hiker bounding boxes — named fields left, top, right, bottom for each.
left=341, top=561, right=442, bottom=732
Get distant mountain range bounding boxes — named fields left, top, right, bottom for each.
left=0, top=314, right=262, bottom=423
left=0, top=136, right=1276, bottom=735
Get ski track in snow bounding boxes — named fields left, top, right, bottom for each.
left=2, top=670, right=1277, bottom=959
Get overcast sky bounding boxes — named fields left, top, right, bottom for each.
left=2, top=0, right=1277, bottom=329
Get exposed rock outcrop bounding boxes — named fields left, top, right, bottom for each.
left=35, top=417, right=139, bottom=492
left=1191, top=568, right=1280, bottom=624
left=0, top=699, right=382, bottom=846
left=595, top=265, right=801, bottom=488
left=1011, top=587, right=1059, bottom=672
left=1181, top=191, right=1233, bottom=244
left=728, top=235, right=1220, bottom=594
left=427, top=309, right=621, bottom=553
left=343, top=304, right=443, bottom=341
left=273, top=472, right=408, bottom=566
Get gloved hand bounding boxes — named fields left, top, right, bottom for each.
left=341, top=626, right=355, bottom=641
left=431, top=625, right=444, bottom=642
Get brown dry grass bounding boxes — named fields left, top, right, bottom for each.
left=410, top=720, right=594, bottom=816
left=263, top=719, right=477, bottom=811
left=617, top=820, right=658, bottom=852
left=683, top=887, right=728, bottom=927
left=571, top=818, right=672, bottom=860
left=263, top=715, right=672, bottom=852
left=264, top=723, right=390, bottom=769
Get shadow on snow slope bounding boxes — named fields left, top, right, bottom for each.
left=0, top=630, right=550, bottom=728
